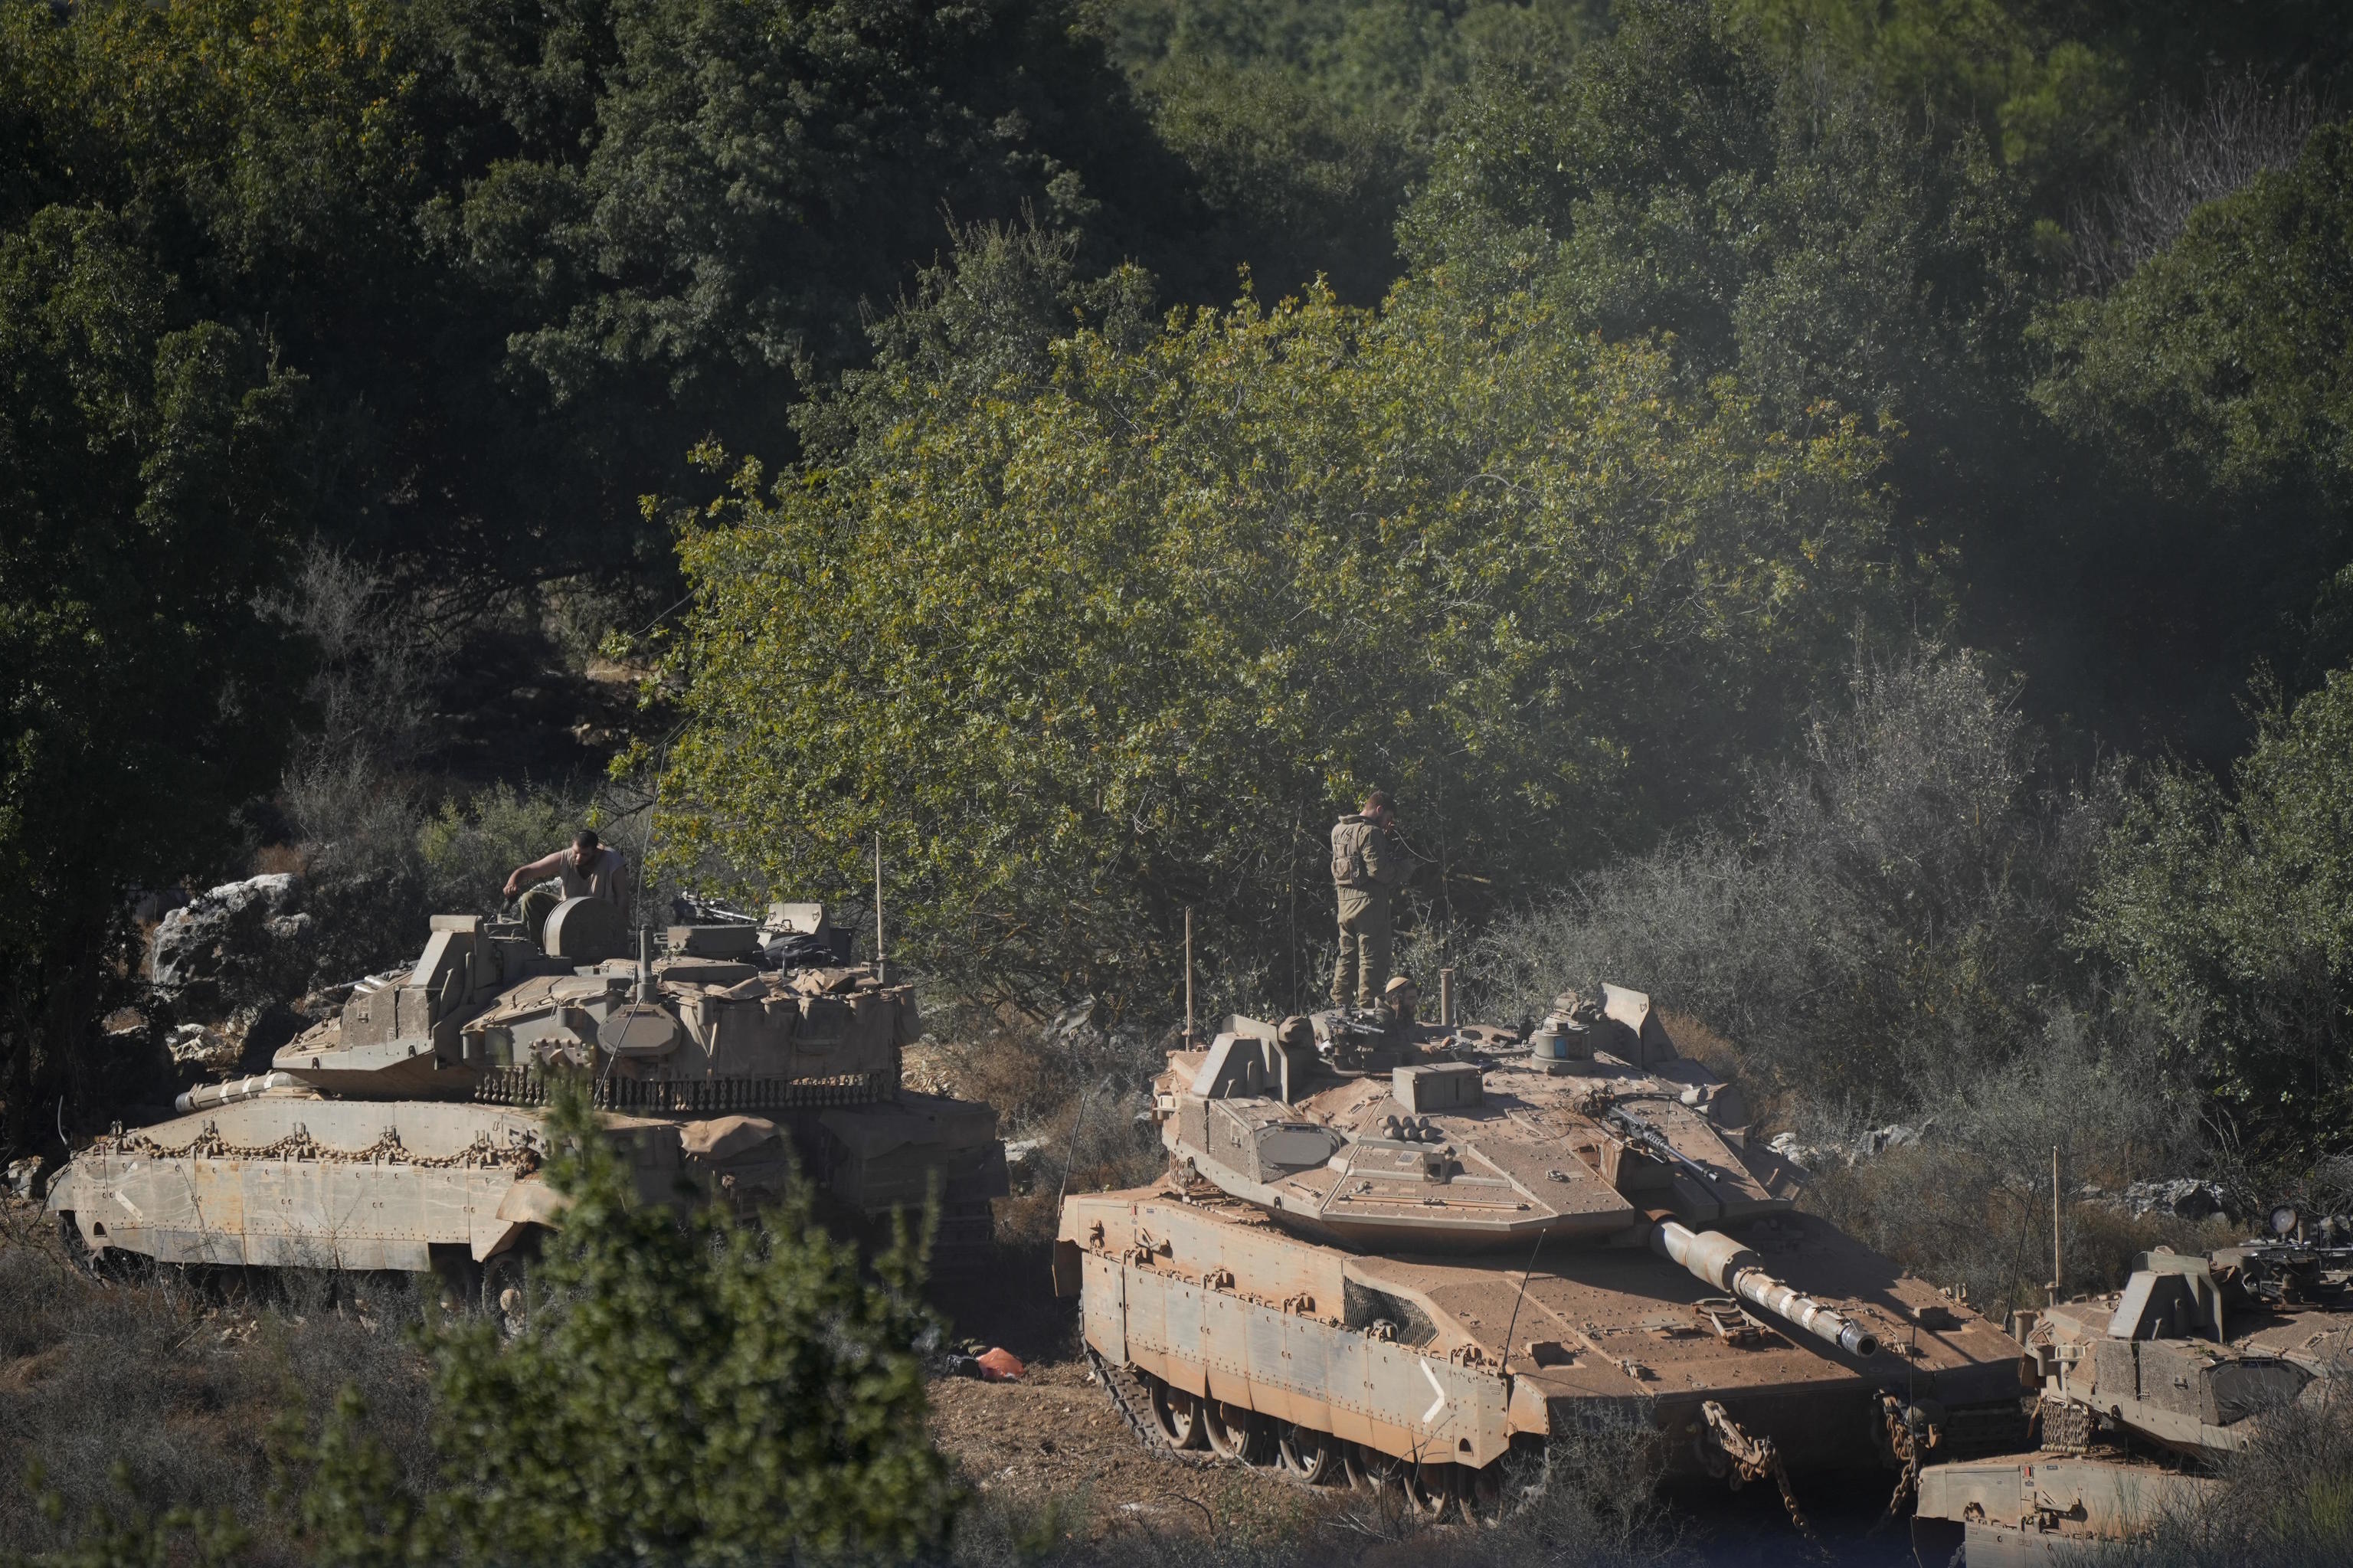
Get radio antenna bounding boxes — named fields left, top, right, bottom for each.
left=1501, top=1230, right=1545, bottom=1383
left=1184, top=907, right=1196, bottom=1046
left=873, top=832, right=885, bottom=983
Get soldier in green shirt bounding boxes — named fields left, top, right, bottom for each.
left=1330, top=790, right=1406, bottom=1008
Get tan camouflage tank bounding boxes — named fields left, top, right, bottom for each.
left=47, top=897, right=1006, bottom=1298
left=1913, top=1218, right=2353, bottom=1564
left=1055, top=987, right=2029, bottom=1524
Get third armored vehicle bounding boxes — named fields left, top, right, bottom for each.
left=49, top=896, right=1007, bottom=1295
left=1056, top=987, right=2030, bottom=1520
left=1913, top=1221, right=2353, bottom=1563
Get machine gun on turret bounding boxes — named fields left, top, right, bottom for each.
left=1605, top=1103, right=1726, bottom=1192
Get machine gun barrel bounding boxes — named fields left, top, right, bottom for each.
left=1651, top=1220, right=1880, bottom=1357
left=1606, top=1105, right=1721, bottom=1188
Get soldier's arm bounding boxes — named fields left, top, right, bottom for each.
left=502, top=849, right=566, bottom=899
left=1363, top=827, right=1405, bottom=887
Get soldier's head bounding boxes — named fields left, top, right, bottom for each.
left=1383, top=973, right=1419, bottom=1023
left=1360, top=788, right=1394, bottom=827
left=572, top=829, right=601, bottom=863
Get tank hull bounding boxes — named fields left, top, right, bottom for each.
left=51, top=1085, right=1006, bottom=1274
left=1060, top=1188, right=2028, bottom=1479
left=1910, top=1453, right=2217, bottom=1566
left=1913, top=1240, right=2353, bottom=1562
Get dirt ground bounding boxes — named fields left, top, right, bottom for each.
left=923, top=1352, right=1921, bottom=1567
left=928, top=1357, right=1310, bottom=1536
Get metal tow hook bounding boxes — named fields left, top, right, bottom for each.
left=1695, top=1399, right=1814, bottom=1537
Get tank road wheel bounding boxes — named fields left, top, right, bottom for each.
left=479, top=1233, right=542, bottom=1332
left=1202, top=1399, right=1272, bottom=1465
left=1459, top=1461, right=1517, bottom=1527
left=1343, top=1442, right=1399, bottom=1495
left=1400, top=1460, right=1459, bottom=1521
left=1275, top=1422, right=1341, bottom=1486
left=1150, top=1380, right=1207, bottom=1450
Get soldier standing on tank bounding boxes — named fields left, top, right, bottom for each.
left=503, top=829, right=630, bottom=947
left=1330, top=790, right=1406, bottom=1009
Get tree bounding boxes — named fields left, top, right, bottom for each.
left=2036, top=123, right=2353, bottom=507
left=1720, top=0, right=2353, bottom=215
left=2078, top=669, right=2353, bottom=1160
left=1401, top=0, right=2032, bottom=440
left=656, top=226, right=1894, bottom=1013
left=0, top=0, right=1200, bottom=594
left=1471, top=643, right=2119, bottom=1116
left=0, top=205, right=307, bottom=1149
left=1098, top=0, right=1612, bottom=303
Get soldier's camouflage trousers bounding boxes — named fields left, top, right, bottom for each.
left=1333, top=889, right=1391, bottom=1009
left=518, top=885, right=561, bottom=948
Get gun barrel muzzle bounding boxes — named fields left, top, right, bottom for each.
left=1651, top=1220, right=1880, bottom=1358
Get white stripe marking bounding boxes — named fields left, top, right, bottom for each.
left=1420, top=1359, right=1448, bottom=1424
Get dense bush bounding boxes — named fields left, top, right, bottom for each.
left=2080, top=669, right=2353, bottom=1158
left=0, top=205, right=308, bottom=1147
left=1469, top=643, right=2112, bottom=1115
left=267, top=1082, right=961, bottom=1566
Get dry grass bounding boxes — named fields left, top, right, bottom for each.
left=0, top=1204, right=436, bottom=1564
left=2120, top=1381, right=2353, bottom=1566
left=1802, top=1144, right=2239, bottom=1318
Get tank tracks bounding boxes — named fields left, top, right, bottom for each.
left=1083, top=1347, right=1212, bottom=1468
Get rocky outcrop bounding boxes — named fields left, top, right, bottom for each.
left=1766, top=1122, right=1929, bottom=1173
left=149, top=874, right=316, bottom=1014
left=2078, top=1177, right=2233, bottom=1222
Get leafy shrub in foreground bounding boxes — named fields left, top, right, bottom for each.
left=280, top=1080, right=957, bottom=1566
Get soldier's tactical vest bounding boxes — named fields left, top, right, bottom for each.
left=1331, top=817, right=1377, bottom=889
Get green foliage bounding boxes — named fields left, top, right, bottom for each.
left=414, top=0, right=1193, bottom=508
left=1720, top=0, right=2353, bottom=209
left=275, top=1388, right=429, bottom=1568
left=0, top=0, right=1194, bottom=587
left=2079, top=669, right=2353, bottom=1157
left=418, top=783, right=591, bottom=915
left=426, top=1082, right=955, bottom=1565
left=262, top=1082, right=957, bottom=1566
left=1403, top=0, right=2032, bottom=431
left=1100, top=0, right=1610, bottom=300
left=659, top=225, right=1893, bottom=1011
left=2037, top=123, right=2353, bottom=505
left=1467, top=644, right=2136, bottom=1112
left=0, top=202, right=307, bottom=1144
left=8, top=1465, right=248, bottom=1568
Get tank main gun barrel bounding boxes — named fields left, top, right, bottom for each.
left=175, top=1072, right=303, bottom=1115
left=1651, top=1220, right=1880, bottom=1357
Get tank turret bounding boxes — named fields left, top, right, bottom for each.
left=1156, top=987, right=1796, bottom=1253
left=1913, top=1228, right=2353, bottom=1563
left=47, top=899, right=1007, bottom=1291
left=1059, top=986, right=2030, bottom=1523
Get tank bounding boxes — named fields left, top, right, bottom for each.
left=1912, top=1220, right=2353, bottom=1564
left=45, top=895, right=1009, bottom=1296
left=1054, top=986, right=2030, bottom=1523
